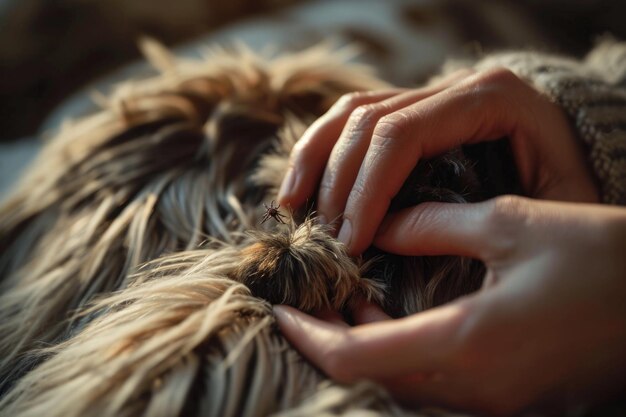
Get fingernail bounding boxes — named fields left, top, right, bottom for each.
left=278, top=168, right=296, bottom=201
left=337, top=219, right=352, bottom=247
left=273, top=305, right=290, bottom=321
left=317, top=214, right=327, bottom=225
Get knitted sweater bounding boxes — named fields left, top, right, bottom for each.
left=471, top=40, right=626, bottom=205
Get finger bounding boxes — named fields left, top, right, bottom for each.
left=273, top=305, right=354, bottom=377
left=277, top=303, right=510, bottom=415
left=274, top=299, right=474, bottom=383
left=277, top=89, right=406, bottom=209
left=318, top=69, right=475, bottom=228
left=312, top=308, right=350, bottom=328
left=275, top=304, right=504, bottom=414
left=350, top=297, right=392, bottom=325
left=340, top=69, right=526, bottom=255
left=373, top=199, right=517, bottom=261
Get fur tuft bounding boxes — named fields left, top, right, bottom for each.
left=235, top=218, right=385, bottom=311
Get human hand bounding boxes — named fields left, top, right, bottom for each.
left=278, top=68, right=599, bottom=255
left=274, top=196, right=626, bottom=415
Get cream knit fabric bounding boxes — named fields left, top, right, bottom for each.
left=473, top=40, right=626, bottom=205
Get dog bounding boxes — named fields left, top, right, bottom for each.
left=0, top=40, right=519, bottom=416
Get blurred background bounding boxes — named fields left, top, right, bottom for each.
left=0, top=0, right=625, bottom=195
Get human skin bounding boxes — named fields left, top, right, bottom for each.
left=277, top=67, right=599, bottom=256
left=274, top=197, right=626, bottom=415
left=274, top=68, right=625, bottom=414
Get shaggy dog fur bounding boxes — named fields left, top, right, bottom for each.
left=0, top=41, right=519, bottom=416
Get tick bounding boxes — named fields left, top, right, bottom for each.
left=261, top=200, right=286, bottom=224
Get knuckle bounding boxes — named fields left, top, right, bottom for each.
left=335, top=91, right=367, bottom=110
left=319, top=191, right=344, bottom=217
left=465, top=68, right=520, bottom=112
left=486, top=195, right=528, bottom=226
left=318, top=176, right=336, bottom=193
left=347, top=104, right=383, bottom=132
left=477, top=67, right=520, bottom=88
left=349, top=177, right=378, bottom=205
left=371, top=113, right=408, bottom=147
left=481, top=195, right=529, bottom=257
left=404, top=202, right=441, bottom=232
left=317, top=180, right=345, bottom=212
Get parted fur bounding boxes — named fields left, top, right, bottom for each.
left=0, top=40, right=511, bottom=416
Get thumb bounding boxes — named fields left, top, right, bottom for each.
left=274, top=299, right=476, bottom=383
left=374, top=198, right=518, bottom=261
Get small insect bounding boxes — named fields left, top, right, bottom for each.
left=261, top=200, right=286, bottom=224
